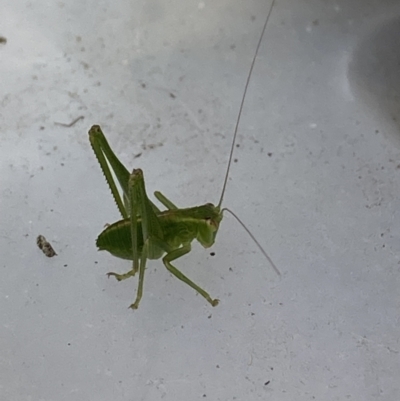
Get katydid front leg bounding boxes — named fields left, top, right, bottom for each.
left=163, top=245, right=219, bottom=307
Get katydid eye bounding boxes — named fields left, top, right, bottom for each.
left=205, top=218, right=217, bottom=228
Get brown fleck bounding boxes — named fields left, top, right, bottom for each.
left=36, top=235, right=57, bottom=257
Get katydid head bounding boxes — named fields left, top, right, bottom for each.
left=195, top=203, right=223, bottom=248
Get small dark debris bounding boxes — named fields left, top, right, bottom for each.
left=64, top=264, right=68, bottom=267
left=375, top=129, right=379, bottom=134
left=208, top=314, right=212, bottom=319
left=141, top=83, right=146, bottom=88
left=216, top=365, right=220, bottom=369
left=134, top=153, right=142, bottom=159
left=267, top=152, right=272, bottom=157
left=39, top=126, right=45, bottom=130
left=264, top=381, right=270, bottom=386
left=203, top=395, right=207, bottom=398
left=0, top=36, right=7, bottom=44
left=169, top=92, right=176, bottom=99
left=234, top=158, right=238, bottom=163
left=95, top=261, right=98, bottom=264
left=236, top=144, right=240, bottom=148
left=229, top=267, right=233, bottom=272
left=210, top=252, right=215, bottom=256
left=251, top=312, right=255, bottom=316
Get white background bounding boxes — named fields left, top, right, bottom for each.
left=1, top=0, right=399, bottom=400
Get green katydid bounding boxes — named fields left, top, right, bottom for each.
left=89, top=0, right=279, bottom=309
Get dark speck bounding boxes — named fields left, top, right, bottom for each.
left=267, top=152, right=272, bottom=157
left=264, top=381, right=270, bottom=386
left=210, top=252, right=215, bottom=256
left=169, top=92, right=176, bottom=99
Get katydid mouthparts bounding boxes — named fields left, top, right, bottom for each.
left=89, top=0, right=279, bottom=309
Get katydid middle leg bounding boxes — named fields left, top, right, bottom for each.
left=154, top=191, right=178, bottom=210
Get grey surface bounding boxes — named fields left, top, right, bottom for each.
left=1, top=0, right=400, bottom=400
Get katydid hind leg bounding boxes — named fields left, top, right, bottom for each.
left=105, top=170, right=142, bottom=280
left=163, top=245, right=219, bottom=307
left=130, top=242, right=149, bottom=309
left=127, top=169, right=165, bottom=308
left=89, top=125, right=161, bottom=218
left=89, top=125, right=131, bottom=219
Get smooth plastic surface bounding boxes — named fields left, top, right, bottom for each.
left=1, top=0, right=400, bottom=400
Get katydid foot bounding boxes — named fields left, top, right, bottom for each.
left=106, top=270, right=136, bottom=281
